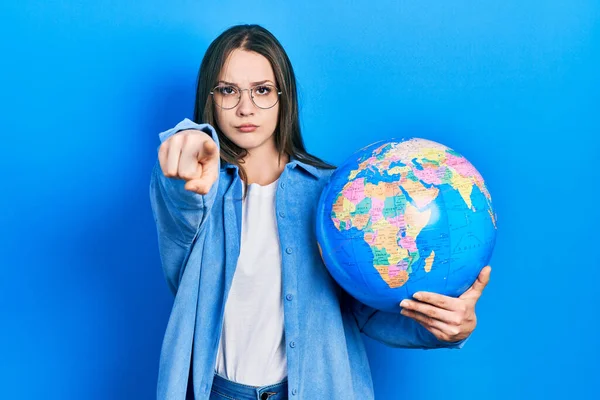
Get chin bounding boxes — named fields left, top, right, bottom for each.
left=228, top=135, right=256, bottom=149
left=228, top=131, right=274, bottom=152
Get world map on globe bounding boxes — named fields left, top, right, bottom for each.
left=316, top=138, right=498, bottom=312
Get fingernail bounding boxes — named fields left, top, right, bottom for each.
left=400, top=300, right=409, bottom=308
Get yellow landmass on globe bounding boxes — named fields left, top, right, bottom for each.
left=364, top=181, right=400, bottom=200
left=420, top=148, right=446, bottom=161
left=450, top=173, right=474, bottom=209
left=424, top=250, right=435, bottom=272
left=375, top=265, right=409, bottom=288
left=371, top=219, right=409, bottom=266
left=387, top=165, right=411, bottom=176
left=401, top=179, right=439, bottom=209
left=363, top=182, right=385, bottom=199
left=331, top=194, right=355, bottom=228
left=352, top=213, right=370, bottom=230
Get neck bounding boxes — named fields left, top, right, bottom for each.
left=241, top=143, right=289, bottom=186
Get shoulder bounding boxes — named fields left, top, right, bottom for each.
left=288, top=158, right=336, bottom=182
left=285, top=163, right=337, bottom=206
left=315, top=166, right=337, bottom=179
left=305, top=165, right=336, bottom=181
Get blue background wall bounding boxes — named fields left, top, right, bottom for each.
left=1, top=1, right=598, bottom=399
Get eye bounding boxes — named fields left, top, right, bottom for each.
left=254, top=85, right=273, bottom=95
left=216, top=85, right=238, bottom=96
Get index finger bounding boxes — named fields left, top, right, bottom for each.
left=198, top=139, right=217, bottom=163
left=412, top=291, right=462, bottom=311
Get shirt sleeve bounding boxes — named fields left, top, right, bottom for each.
left=149, top=118, right=220, bottom=294
left=345, top=291, right=469, bottom=349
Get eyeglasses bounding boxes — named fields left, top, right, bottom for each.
left=210, top=84, right=282, bottom=110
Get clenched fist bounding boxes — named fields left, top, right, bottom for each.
left=158, top=129, right=219, bottom=195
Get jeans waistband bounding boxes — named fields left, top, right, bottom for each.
left=211, top=373, right=288, bottom=400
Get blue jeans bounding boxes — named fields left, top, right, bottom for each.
left=209, top=372, right=289, bottom=400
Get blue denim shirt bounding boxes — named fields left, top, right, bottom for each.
left=149, top=119, right=466, bottom=400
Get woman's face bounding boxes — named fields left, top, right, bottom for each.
left=214, top=49, right=280, bottom=153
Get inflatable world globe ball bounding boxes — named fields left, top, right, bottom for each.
left=316, top=138, right=498, bottom=313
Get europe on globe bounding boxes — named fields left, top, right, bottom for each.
left=316, top=138, right=498, bottom=312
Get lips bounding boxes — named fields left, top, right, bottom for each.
left=236, top=124, right=258, bottom=132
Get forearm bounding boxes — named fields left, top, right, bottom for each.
left=149, top=118, right=220, bottom=293
left=348, top=293, right=468, bottom=349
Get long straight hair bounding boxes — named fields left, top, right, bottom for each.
left=193, top=24, right=335, bottom=186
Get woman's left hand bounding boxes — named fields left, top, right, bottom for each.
left=399, top=265, right=492, bottom=343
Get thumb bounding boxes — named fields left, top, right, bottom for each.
left=185, top=175, right=214, bottom=195
left=461, top=265, right=492, bottom=301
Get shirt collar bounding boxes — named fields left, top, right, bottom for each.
left=288, top=156, right=320, bottom=179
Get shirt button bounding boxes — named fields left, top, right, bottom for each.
left=286, top=294, right=293, bottom=301
left=292, top=388, right=298, bottom=396
left=286, top=247, right=293, bottom=254
left=280, top=182, right=286, bottom=189
left=279, top=211, right=285, bottom=218
left=289, top=341, right=296, bottom=348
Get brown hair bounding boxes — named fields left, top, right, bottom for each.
left=193, top=24, right=335, bottom=187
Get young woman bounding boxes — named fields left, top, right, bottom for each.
left=150, top=24, right=490, bottom=400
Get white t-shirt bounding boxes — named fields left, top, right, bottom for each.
left=214, top=178, right=287, bottom=386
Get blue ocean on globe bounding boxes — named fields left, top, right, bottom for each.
left=316, top=138, right=498, bottom=312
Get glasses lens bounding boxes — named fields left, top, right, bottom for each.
left=252, top=85, right=279, bottom=109
left=212, top=85, right=240, bottom=109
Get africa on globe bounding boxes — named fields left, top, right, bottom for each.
left=316, top=138, right=498, bottom=312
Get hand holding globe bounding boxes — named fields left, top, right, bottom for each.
left=399, top=265, right=491, bottom=343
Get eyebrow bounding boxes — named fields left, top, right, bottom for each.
left=218, top=80, right=274, bottom=86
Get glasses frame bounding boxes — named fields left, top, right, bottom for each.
left=210, top=84, right=282, bottom=110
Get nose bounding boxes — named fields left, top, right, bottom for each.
left=236, top=88, right=255, bottom=117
